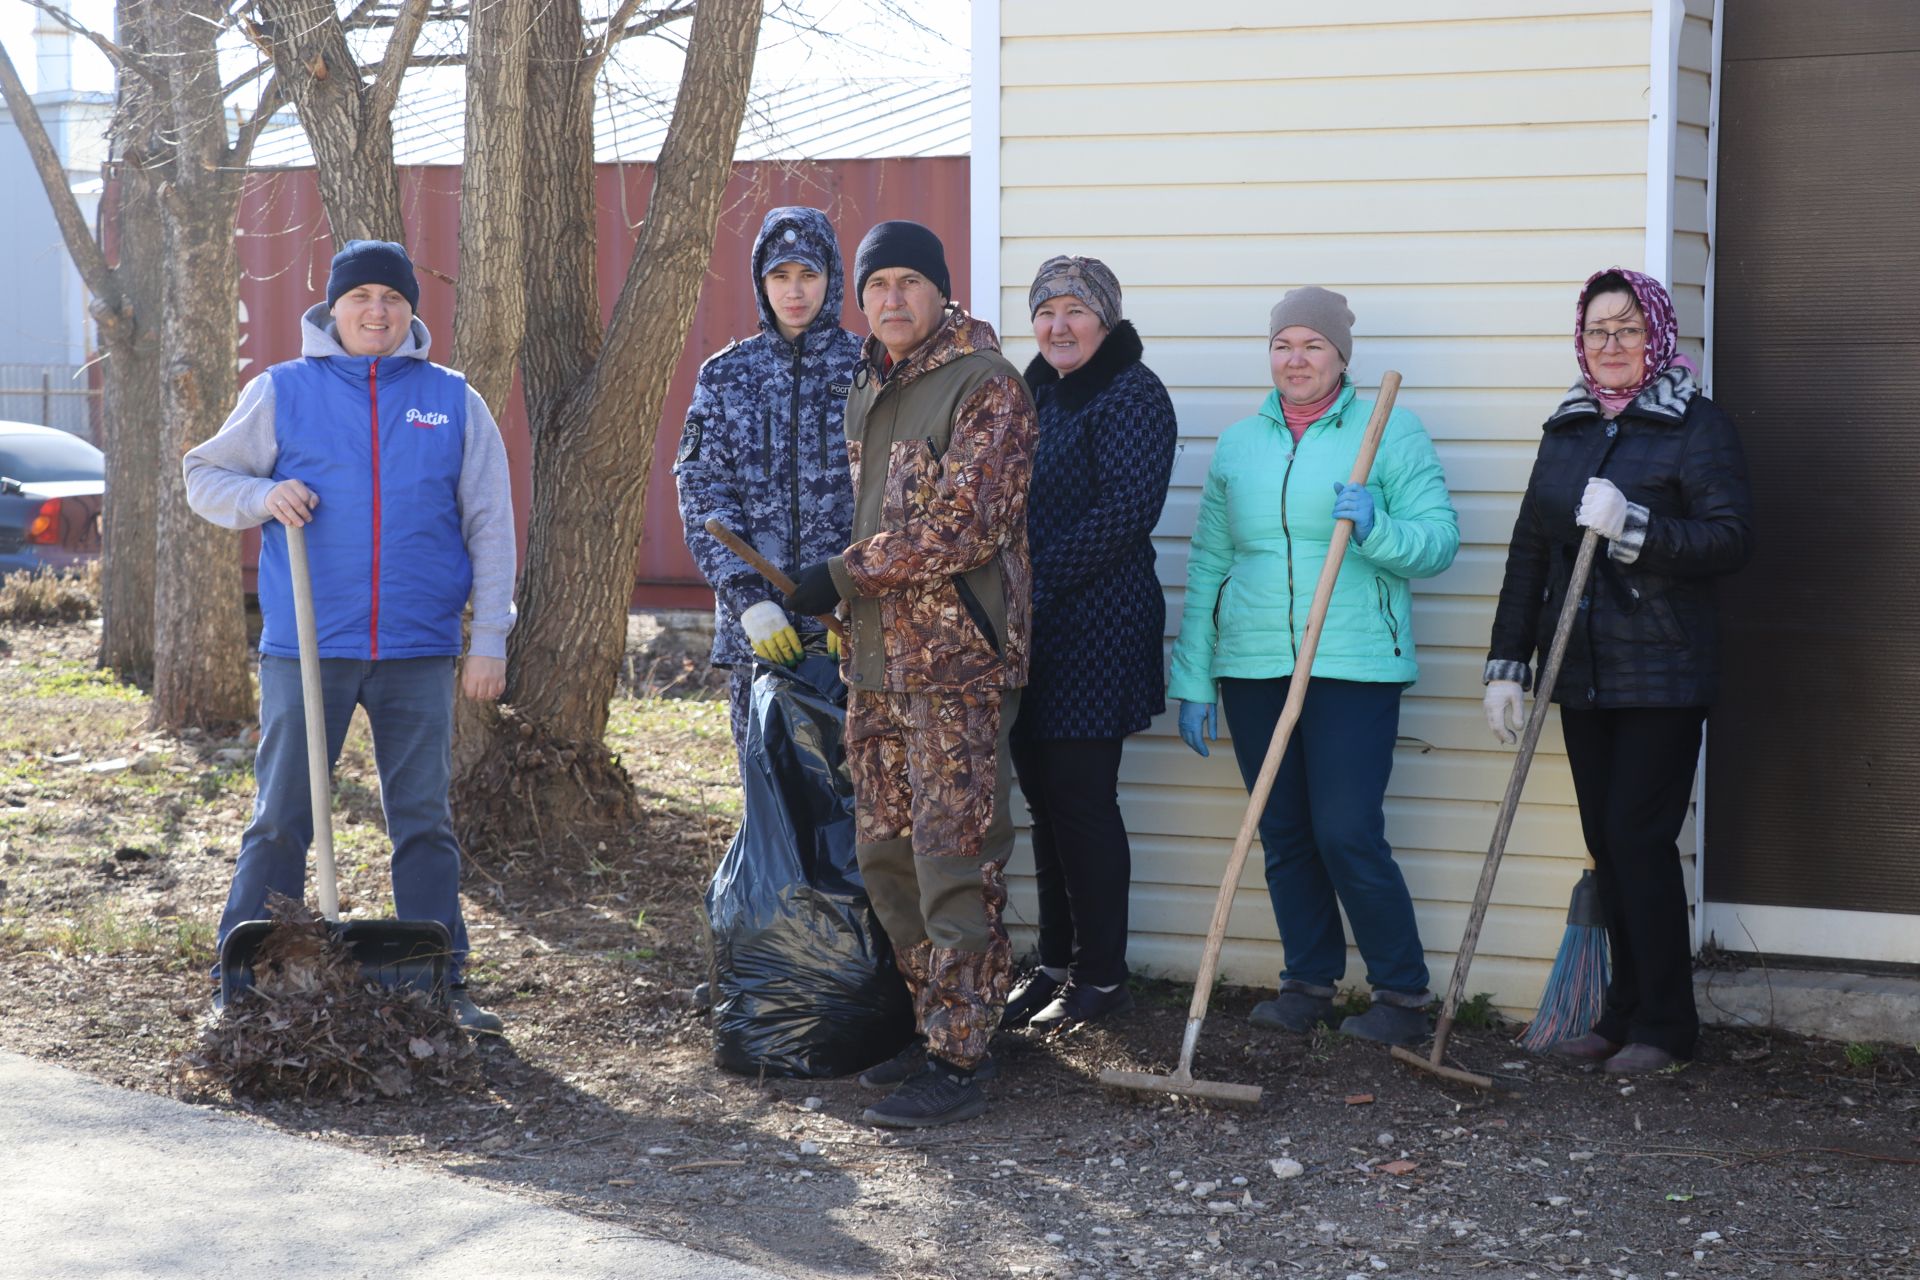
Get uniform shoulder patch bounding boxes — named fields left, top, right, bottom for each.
left=675, top=418, right=702, bottom=463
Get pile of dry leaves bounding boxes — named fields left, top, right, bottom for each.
left=176, top=896, right=475, bottom=1103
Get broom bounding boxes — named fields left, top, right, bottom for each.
left=1517, top=867, right=1609, bottom=1052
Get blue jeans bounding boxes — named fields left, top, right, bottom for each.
left=214, top=655, right=470, bottom=983
left=1219, top=676, right=1428, bottom=996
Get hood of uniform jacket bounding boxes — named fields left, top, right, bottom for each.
left=751, top=207, right=847, bottom=346
left=299, top=302, right=434, bottom=365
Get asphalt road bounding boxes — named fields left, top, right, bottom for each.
left=0, top=1051, right=792, bottom=1280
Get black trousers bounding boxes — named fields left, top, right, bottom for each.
left=1559, top=705, right=1706, bottom=1058
left=1008, top=735, right=1131, bottom=987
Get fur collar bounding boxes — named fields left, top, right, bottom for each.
left=1023, top=320, right=1145, bottom=414
left=1547, top=363, right=1697, bottom=430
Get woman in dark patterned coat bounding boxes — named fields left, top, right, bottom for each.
left=1002, top=256, right=1177, bottom=1032
left=1485, top=267, right=1754, bottom=1074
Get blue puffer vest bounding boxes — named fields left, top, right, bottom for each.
left=258, top=333, right=471, bottom=661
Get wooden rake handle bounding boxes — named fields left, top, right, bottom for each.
left=1419, top=527, right=1602, bottom=1067
left=704, top=519, right=847, bottom=639
left=1172, top=372, right=1402, bottom=1076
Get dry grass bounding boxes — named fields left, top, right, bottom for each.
left=0, top=561, right=100, bottom=627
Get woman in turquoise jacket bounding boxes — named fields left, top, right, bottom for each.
left=1167, top=287, right=1459, bottom=1047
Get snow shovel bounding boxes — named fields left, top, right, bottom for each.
left=1100, top=371, right=1403, bottom=1109
left=1392, top=528, right=1601, bottom=1089
left=218, top=521, right=452, bottom=1007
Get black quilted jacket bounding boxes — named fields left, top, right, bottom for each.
left=1486, top=366, right=1754, bottom=709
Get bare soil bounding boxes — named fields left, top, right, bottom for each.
left=2, top=615, right=1917, bottom=1280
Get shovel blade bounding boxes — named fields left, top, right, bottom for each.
left=219, top=918, right=451, bottom=1009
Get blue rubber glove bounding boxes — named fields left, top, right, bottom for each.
left=1178, top=699, right=1218, bottom=757
left=1331, top=481, right=1376, bottom=545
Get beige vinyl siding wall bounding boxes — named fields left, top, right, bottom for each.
left=992, top=1, right=1696, bottom=1014
left=1674, top=0, right=1716, bottom=361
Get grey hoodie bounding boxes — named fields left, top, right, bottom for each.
left=182, top=303, right=517, bottom=658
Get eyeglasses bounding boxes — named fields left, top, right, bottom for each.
left=1582, top=326, right=1648, bottom=350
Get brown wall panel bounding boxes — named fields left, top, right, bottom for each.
left=1706, top=20, right=1920, bottom=913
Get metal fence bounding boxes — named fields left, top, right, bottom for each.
left=0, top=363, right=101, bottom=442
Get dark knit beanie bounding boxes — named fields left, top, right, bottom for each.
left=853, top=221, right=950, bottom=300
left=327, top=239, right=421, bottom=311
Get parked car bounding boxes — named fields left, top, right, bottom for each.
left=0, top=421, right=105, bottom=578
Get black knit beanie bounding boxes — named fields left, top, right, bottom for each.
left=327, top=239, right=421, bottom=311
left=853, top=221, right=950, bottom=300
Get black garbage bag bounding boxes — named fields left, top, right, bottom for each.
left=706, top=652, right=915, bottom=1078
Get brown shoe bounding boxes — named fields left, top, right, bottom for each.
left=1602, top=1042, right=1677, bottom=1075
left=1546, top=1032, right=1621, bottom=1062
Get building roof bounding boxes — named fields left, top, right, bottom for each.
left=246, top=75, right=969, bottom=169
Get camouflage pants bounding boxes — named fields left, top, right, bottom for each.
left=846, top=685, right=1020, bottom=1070
left=726, top=666, right=755, bottom=762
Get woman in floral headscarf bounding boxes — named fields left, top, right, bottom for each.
left=1484, top=268, right=1754, bottom=1074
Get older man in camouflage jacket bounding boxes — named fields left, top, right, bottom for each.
left=675, top=207, right=863, bottom=755
left=785, top=221, right=1037, bottom=1129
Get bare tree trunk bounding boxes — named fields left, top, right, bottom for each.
left=452, top=0, right=760, bottom=849
left=449, top=0, right=531, bottom=412
left=448, top=0, right=533, bottom=786
left=97, top=0, right=165, bottom=675
left=148, top=0, right=254, bottom=728
left=256, top=0, right=424, bottom=242
left=96, top=179, right=163, bottom=675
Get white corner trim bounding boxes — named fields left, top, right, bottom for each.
left=1702, top=904, right=1920, bottom=967
left=1644, top=0, right=1684, bottom=288
left=1690, top=0, right=1725, bottom=958
left=969, top=0, right=1002, bottom=325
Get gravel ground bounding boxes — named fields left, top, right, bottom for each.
left=2, top=616, right=1917, bottom=1280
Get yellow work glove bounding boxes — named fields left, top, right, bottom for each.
left=740, top=600, right=802, bottom=666
left=826, top=628, right=842, bottom=660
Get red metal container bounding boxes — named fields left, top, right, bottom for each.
left=228, top=157, right=971, bottom=608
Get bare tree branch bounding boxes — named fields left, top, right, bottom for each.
left=23, top=0, right=169, bottom=89
left=587, top=1, right=693, bottom=82
left=366, top=0, right=431, bottom=124
left=220, top=57, right=274, bottom=98
left=0, top=41, right=122, bottom=318
left=229, top=72, right=286, bottom=169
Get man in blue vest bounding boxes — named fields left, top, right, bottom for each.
left=184, top=239, right=516, bottom=1033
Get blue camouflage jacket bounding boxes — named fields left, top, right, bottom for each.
left=675, top=206, right=862, bottom=667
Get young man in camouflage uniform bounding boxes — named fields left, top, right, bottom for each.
left=785, top=221, right=1037, bottom=1128
left=675, top=207, right=862, bottom=756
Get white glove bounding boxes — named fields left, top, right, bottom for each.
left=740, top=600, right=801, bottom=665
left=1576, top=477, right=1628, bottom=541
left=1484, top=680, right=1525, bottom=745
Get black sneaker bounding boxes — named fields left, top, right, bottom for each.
left=861, top=1059, right=988, bottom=1129
left=1000, top=969, right=1064, bottom=1029
left=858, top=1040, right=997, bottom=1088
left=1027, top=980, right=1135, bottom=1032
left=450, top=986, right=505, bottom=1036
left=1248, top=979, right=1337, bottom=1033
left=1338, top=989, right=1433, bottom=1048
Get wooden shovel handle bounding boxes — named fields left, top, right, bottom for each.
left=285, top=522, right=340, bottom=922
left=1427, top=527, right=1601, bottom=1061
left=1178, top=372, right=1403, bottom=1058
left=704, top=519, right=847, bottom=639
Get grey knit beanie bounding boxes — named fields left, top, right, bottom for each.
left=1028, top=255, right=1122, bottom=328
left=1267, top=286, right=1354, bottom=362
